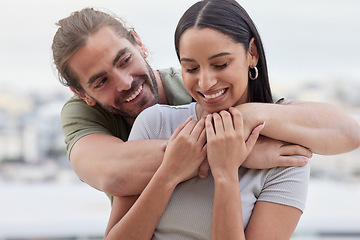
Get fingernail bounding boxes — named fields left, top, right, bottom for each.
left=185, top=115, right=195, bottom=124
left=258, top=121, right=266, bottom=130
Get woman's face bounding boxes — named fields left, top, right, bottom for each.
left=179, top=27, right=257, bottom=114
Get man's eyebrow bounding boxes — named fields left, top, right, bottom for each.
left=87, top=48, right=128, bottom=87
left=180, top=52, right=231, bottom=62
left=113, top=48, right=128, bottom=66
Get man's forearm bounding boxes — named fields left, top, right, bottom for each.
left=70, top=133, right=165, bottom=196
left=236, top=100, right=360, bottom=155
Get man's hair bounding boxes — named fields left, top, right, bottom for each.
left=52, top=8, right=137, bottom=92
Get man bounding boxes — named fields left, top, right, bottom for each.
left=52, top=8, right=360, bottom=198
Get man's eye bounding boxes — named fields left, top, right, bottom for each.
left=121, top=55, right=132, bottom=66
left=94, top=78, right=107, bottom=89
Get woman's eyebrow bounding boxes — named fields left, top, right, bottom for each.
left=208, top=52, right=231, bottom=60
left=180, top=52, right=231, bottom=62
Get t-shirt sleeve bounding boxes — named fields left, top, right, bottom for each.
left=258, top=164, right=310, bottom=212
left=61, top=96, right=127, bottom=157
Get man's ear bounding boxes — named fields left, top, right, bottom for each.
left=70, top=87, right=96, bottom=106
left=130, top=30, right=149, bottom=58
left=248, top=38, right=259, bottom=67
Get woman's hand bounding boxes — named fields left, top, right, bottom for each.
left=160, top=116, right=207, bottom=185
left=205, top=107, right=264, bottom=179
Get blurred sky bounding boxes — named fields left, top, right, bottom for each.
left=0, top=0, right=359, bottom=93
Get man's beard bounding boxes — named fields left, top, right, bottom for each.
left=93, top=62, right=159, bottom=119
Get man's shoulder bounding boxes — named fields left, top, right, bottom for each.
left=62, top=94, right=105, bottom=113
left=158, top=67, right=192, bottom=106
left=61, top=95, right=113, bottom=122
left=158, top=67, right=182, bottom=79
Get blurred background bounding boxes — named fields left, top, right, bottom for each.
left=0, top=0, right=359, bottom=239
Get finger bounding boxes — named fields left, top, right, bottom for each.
left=212, top=112, right=224, bottom=134
left=219, top=110, right=233, bottom=132
left=168, top=115, right=194, bottom=142
left=245, top=122, right=265, bottom=150
left=161, top=140, right=168, bottom=151
left=280, top=144, right=313, bottom=159
left=205, top=114, right=215, bottom=139
left=198, top=125, right=207, bottom=146
left=179, top=119, right=198, bottom=136
left=198, top=159, right=210, bottom=179
left=229, top=107, right=243, bottom=131
left=277, top=156, right=309, bottom=167
left=190, top=117, right=205, bottom=139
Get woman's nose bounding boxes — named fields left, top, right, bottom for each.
left=198, top=70, right=217, bottom=90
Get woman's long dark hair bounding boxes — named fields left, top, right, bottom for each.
left=175, top=0, right=273, bottom=103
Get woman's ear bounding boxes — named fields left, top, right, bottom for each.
left=70, top=87, right=96, bottom=106
left=248, top=38, right=259, bottom=66
left=130, top=30, right=149, bottom=58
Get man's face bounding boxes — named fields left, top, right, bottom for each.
left=68, top=26, right=159, bottom=123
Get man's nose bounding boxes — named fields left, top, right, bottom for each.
left=114, top=71, right=132, bottom=91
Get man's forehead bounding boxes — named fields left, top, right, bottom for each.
left=88, top=26, right=134, bottom=48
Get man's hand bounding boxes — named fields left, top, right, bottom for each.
left=242, top=135, right=312, bottom=169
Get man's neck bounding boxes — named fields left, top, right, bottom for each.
left=154, top=70, right=169, bottom=105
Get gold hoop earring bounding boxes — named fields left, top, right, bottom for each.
left=144, top=51, right=148, bottom=58
left=249, top=66, right=258, bottom=80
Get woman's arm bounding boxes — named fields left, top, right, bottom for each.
left=236, top=100, right=360, bottom=155
left=104, top=172, right=177, bottom=240
left=245, top=201, right=302, bottom=239
left=208, top=108, right=306, bottom=239
left=104, top=118, right=207, bottom=239
left=205, top=108, right=263, bottom=239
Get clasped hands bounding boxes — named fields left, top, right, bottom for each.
left=161, top=107, right=311, bottom=181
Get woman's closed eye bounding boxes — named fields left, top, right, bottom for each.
left=214, top=62, right=228, bottom=69
left=186, top=66, right=199, bottom=73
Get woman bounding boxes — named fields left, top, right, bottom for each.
left=104, top=0, right=350, bottom=239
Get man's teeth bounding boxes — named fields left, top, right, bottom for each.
left=125, top=85, right=143, bottom=102
left=203, top=89, right=225, bottom=99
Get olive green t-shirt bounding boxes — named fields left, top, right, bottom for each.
left=60, top=68, right=193, bottom=157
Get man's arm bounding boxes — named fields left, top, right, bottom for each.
left=70, top=100, right=360, bottom=198
left=70, top=133, right=165, bottom=196
left=236, top=99, right=360, bottom=155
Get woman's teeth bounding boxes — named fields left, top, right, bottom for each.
left=125, top=85, right=143, bottom=102
left=203, top=89, right=225, bottom=99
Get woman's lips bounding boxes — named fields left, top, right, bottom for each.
left=202, top=89, right=226, bottom=99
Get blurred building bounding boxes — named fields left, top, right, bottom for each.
left=0, top=88, right=69, bottom=165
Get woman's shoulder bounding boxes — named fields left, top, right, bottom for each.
left=130, top=103, right=196, bottom=140
left=139, top=103, right=194, bottom=121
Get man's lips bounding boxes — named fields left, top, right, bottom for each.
left=125, top=84, right=143, bottom=102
